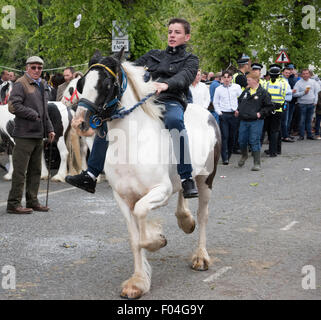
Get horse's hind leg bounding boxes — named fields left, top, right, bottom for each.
left=133, top=184, right=171, bottom=252
left=175, top=190, right=195, bottom=234
left=191, top=175, right=211, bottom=271
left=113, top=192, right=151, bottom=299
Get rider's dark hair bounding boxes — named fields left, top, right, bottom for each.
left=168, top=18, right=191, bottom=35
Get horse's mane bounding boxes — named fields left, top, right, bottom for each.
left=121, top=62, right=164, bottom=122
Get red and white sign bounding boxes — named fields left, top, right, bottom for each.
left=275, top=50, right=291, bottom=63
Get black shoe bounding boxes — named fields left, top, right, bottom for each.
left=298, top=136, right=304, bottom=140
left=65, top=171, right=96, bottom=193
left=232, top=149, right=241, bottom=154
left=182, top=179, right=198, bottom=199
left=223, top=160, right=229, bottom=165
left=264, top=149, right=270, bottom=155
left=307, top=136, right=315, bottom=140
left=269, top=153, right=277, bottom=157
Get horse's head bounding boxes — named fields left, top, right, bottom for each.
left=61, top=76, right=82, bottom=107
left=72, top=48, right=126, bottom=136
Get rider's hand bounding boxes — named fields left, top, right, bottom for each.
left=154, top=82, right=169, bottom=95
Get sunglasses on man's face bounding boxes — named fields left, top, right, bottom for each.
left=30, top=66, right=43, bottom=71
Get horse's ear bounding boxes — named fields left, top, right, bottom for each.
left=113, top=47, right=126, bottom=62
left=76, top=77, right=84, bottom=94
left=88, top=49, right=102, bottom=67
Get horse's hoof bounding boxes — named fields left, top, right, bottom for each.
left=177, top=216, right=195, bottom=234
left=191, top=257, right=209, bottom=271
left=120, top=285, right=143, bottom=300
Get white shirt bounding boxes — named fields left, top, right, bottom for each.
left=213, top=83, right=242, bottom=115
left=189, top=82, right=210, bottom=109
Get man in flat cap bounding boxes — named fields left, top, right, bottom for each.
left=7, top=55, right=55, bottom=214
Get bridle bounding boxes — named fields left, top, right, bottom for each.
left=77, top=63, right=128, bottom=129
left=77, top=61, right=156, bottom=138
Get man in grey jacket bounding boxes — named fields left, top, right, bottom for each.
left=7, top=56, right=55, bottom=214
left=293, top=68, right=319, bottom=140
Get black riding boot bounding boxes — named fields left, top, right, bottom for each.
left=182, top=178, right=198, bottom=199
left=65, top=171, right=96, bottom=193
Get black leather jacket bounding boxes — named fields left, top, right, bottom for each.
left=134, top=44, right=199, bottom=108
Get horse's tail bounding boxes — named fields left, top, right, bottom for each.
left=66, top=127, right=82, bottom=175
left=205, top=114, right=221, bottom=189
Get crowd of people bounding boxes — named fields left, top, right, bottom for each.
left=190, top=58, right=321, bottom=170
left=1, top=16, right=321, bottom=214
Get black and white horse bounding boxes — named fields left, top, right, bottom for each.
left=0, top=102, right=81, bottom=182
left=72, top=49, right=221, bottom=299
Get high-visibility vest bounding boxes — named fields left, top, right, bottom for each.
left=232, top=70, right=246, bottom=91
left=263, top=78, right=287, bottom=112
left=259, top=78, right=266, bottom=87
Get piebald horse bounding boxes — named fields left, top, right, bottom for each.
left=73, top=49, right=221, bottom=299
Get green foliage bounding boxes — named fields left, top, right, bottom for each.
left=0, top=0, right=320, bottom=74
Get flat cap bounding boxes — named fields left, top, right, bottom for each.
left=251, top=63, right=263, bottom=70
left=26, top=56, right=44, bottom=65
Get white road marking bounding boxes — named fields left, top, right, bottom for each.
left=203, top=266, right=232, bottom=283
left=280, top=221, right=299, bottom=231
left=0, top=186, right=76, bottom=207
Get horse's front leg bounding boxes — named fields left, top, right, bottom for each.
left=192, top=176, right=212, bottom=271
left=51, top=136, right=68, bottom=182
left=134, top=184, right=172, bottom=252
left=113, top=192, right=151, bottom=299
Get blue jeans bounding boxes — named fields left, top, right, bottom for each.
left=87, top=125, right=109, bottom=177
left=163, top=101, right=192, bottom=180
left=315, top=114, right=321, bottom=136
left=238, top=120, right=264, bottom=152
left=219, top=112, right=238, bottom=162
left=87, top=101, right=193, bottom=180
left=287, top=101, right=296, bottom=135
left=210, top=111, right=220, bottom=125
left=281, top=103, right=289, bottom=138
left=299, top=104, right=315, bottom=138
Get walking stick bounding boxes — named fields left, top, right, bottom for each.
left=45, top=140, right=53, bottom=208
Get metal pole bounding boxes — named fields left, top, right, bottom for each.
left=45, top=141, right=52, bottom=208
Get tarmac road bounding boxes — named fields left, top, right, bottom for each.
left=0, top=139, right=320, bottom=300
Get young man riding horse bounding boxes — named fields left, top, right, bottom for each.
left=66, top=18, right=199, bottom=198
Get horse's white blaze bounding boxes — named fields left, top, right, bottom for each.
left=81, top=70, right=100, bottom=103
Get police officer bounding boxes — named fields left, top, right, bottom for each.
left=232, top=57, right=250, bottom=154
left=232, top=57, right=250, bottom=90
left=262, top=64, right=288, bottom=157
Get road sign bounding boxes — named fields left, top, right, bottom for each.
left=112, top=39, right=129, bottom=52
left=112, top=20, right=128, bottom=40
left=275, top=50, right=291, bottom=63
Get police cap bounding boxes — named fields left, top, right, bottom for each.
left=268, top=64, right=281, bottom=76
left=251, top=63, right=263, bottom=70
left=237, top=58, right=250, bottom=65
